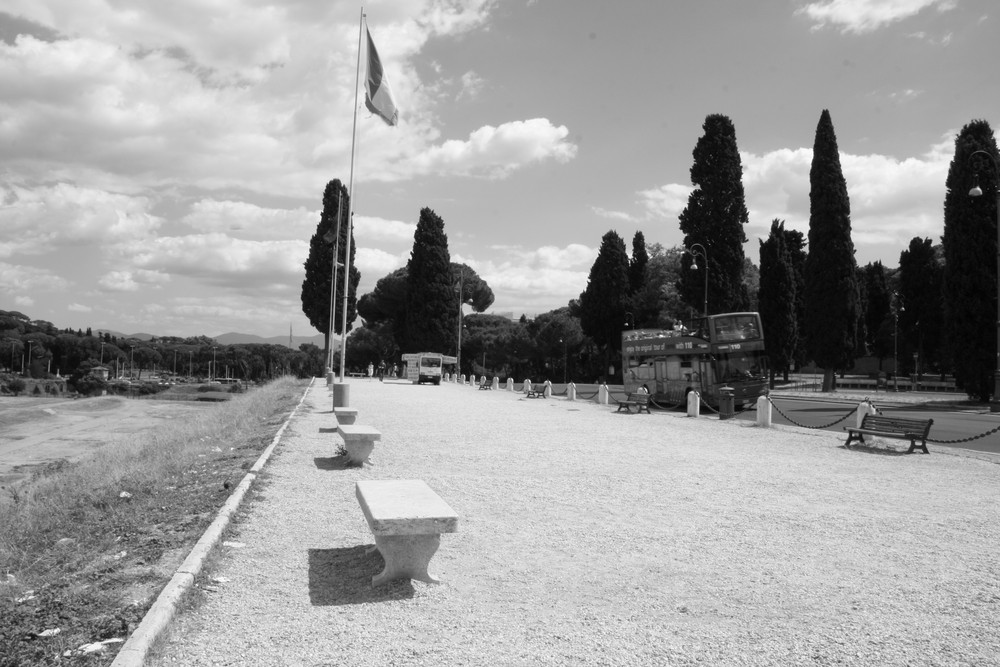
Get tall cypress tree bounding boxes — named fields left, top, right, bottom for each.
left=898, top=238, right=944, bottom=376
left=803, top=109, right=859, bottom=392
left=628, top=231, right=649, bottom=295
left=758, top=220, right=798, bottom=385
left=942, top=120, right=999, bottom=402
left=677, top=114, right=750, bottom=315
left=300, top=179, right=360, bottom=364
left=579, top=230, right=630, bottom=380
left=404, top=207, right=456, bottom=354
left=859, top=261, right=891, bottom=363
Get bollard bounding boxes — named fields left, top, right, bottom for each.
left=567, top=382, right=576, bottom=401
left=333, top=382, right=350, bottom=409
left=523, top=379, right=531, bottom=393
left=492, top=376, right=500, bottom=390
left=506, top=378, right=514, bottom=391
left=326, top=369, right=334, bottom=387
left=686, top=390, right=700, bottom=417
left=756, top=394, right=771, bottom=427
left=598, top=384, right=609, bottom=405
left=544, top=380, right=552, bottom=397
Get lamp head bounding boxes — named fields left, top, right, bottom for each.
left=691, top=262, right=699, bottom=271
left=969, top=184, right=984, bottom=197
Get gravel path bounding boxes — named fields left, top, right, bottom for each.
left=147, top=379, right=1000, bottom=666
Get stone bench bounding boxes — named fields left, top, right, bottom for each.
left=338, top=424, right=380, bottom=465
left=334, top=407, right=358, bottom=425
left=355, top=479, right=458, bottom=587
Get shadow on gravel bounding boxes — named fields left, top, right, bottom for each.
left=840, top=444, right=912, bottom=456
left=308, top=546, right=414, bottom=605
left=319, top=427, right=338, bottom=433
left=313, top=456, right=357, bottom=471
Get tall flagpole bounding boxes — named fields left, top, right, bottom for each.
left=326, top=190, right=342, bottom=372
left=338, top=7, right=365, bottom=382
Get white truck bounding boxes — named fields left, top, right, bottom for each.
left=401, top=352, right=456, bottom=385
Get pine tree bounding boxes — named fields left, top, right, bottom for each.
left=677, top=114, right=749, bottom=314
left=300, top=179, right=360, bottom=365
left=803, top=109, right=859, bottom=391
left=579, top=230, right=630, bottom=381
left=404, top=208, right=456, bottom=354
left=942, top=120, right=999, bottom=401
left=758, top=220, right=797, bottom=386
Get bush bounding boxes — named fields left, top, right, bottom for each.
left=6, top=377, right=26, bottom=396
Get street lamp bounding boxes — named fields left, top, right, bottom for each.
left=212, top=346, right=217, bottom=381
left=891, top=292, right=904, bottom=392
left=968, top=149, right=1000, bottom=410
left=560, top=338, right=567, bottom=384
left=624, top=311, right=635, bottom=329
left=685, top=243, right=709, bottom=317
left=25, top=340, right=34, bottom=376
left=325, top=192, right=344, bottom=373
left=455, top=267, right=465, bottom=375
left=129, top=345, right=135, bottom=380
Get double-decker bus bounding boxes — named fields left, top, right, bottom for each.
left=622, top=312, right=768, bottom=408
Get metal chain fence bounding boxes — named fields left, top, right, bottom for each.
left=766, top=395, right=858, bottom=429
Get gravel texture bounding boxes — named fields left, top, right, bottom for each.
left=147, top=379, right=1000, bottom=666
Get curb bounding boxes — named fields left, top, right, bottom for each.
left=110, top=378, right=314, bottom=667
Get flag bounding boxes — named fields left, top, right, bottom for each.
left=364, top=27, right=398, bottom=126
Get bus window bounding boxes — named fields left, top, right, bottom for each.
left=665, top=356, right=681, bottom=380
left=715, top=351, right=765, bottom=382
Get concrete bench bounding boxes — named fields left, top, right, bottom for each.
left=334, top=407, right=358, bottom=425
left=338, top=424, right=380, bottom=465
left=355, top=480, right=458, bottom=587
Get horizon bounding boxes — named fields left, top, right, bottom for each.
left=2, top=1, right=997, bottom=339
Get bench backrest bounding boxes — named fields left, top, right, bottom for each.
left=860, top=414, right=933, bottom=435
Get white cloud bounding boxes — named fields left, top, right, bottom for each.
left=409, top=119, right=578, bottom=179
left=67, top=303, right=92, bottom=312
left=353, top=215, right=417, bottom=244
left=798, top=0, right=958, bottom=33
left=181, top=200, right=316, bottom=240
left=637, top=183, right=693, bottom=222
left=0, top=261, right=70, bottom=294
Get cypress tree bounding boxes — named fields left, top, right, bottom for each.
left=897, top=238, right=944, bottom=376
left=942, top=120, right=999, bottom=401
left=758, top=220, right=798, bottom=386
left=803, top=109, right=859, bottom=392
left=677, top=114, right=750, bottom=314
left=404, top=207, right=456, bottom=354
left=629, top=231, right=649, bottom=295
left=579, top=230, right=630, bottom=381
left=300, top=179, right=359, bottom=364
left=859, top=261, right=891, bottom=363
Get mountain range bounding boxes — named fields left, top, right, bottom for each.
left=94, top=329, right=327, bottom=349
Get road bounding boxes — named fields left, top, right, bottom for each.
left=738, top=394, right=1000, bottom=456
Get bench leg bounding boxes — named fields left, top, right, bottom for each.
left=371, top=533, right=442, bottom=587
left=344, top=439, right=375, bottom=465
left=907, top=440, right=930, bottom=455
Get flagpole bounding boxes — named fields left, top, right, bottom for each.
left=326, top=190, right=342, bottom=372
left=338, top=7, right=365, bottom=382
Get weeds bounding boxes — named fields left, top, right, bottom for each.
left=0, top=376, right=306, bottom=666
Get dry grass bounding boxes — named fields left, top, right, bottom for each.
left=0, top=377, right=307, bottom=667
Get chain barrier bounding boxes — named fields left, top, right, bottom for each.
left=649, top=396, right=684, bottom=410
left=766, top=394, right=857, bottom=429
left=927, top=422, right=1000, bottom=444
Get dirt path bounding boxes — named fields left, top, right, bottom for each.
left=0, top=396, right=212, bottom=487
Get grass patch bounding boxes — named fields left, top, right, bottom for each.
left=0, top=376, right=307, bottom=666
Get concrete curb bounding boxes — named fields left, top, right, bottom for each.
left=110, top=378, right=314, bottom=667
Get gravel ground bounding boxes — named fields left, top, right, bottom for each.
left=147, top=379, right=1000, bottom=667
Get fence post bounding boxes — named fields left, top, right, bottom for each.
left=756, top=394, right=771, bottom=427
left=686, top=391, right=700, bottom=418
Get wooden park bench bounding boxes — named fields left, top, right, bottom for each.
left=844, top=413, right=934, bottom=454
left=616, top=392, right=651, bottom=414
left=355, top=479, right=459, bottom=587
left=525, top=384, right=547, bottom=398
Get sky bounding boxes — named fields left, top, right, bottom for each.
left=1, top=0, right=998, bottom=339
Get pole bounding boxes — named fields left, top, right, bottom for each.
left=338, top=8, right=365, bottom=383
left=327, top=191, right=343, bottom=371
left=456, top=267, right=464, bottom=375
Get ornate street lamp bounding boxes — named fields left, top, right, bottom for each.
left=968, top=149, right=1000, bottom=409
left=685, top=243, right=709, bottom=317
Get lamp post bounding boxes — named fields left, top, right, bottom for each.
left=685, top=243, right=709, bottom=317
left=968, top=149, right=1000, bottom=410
left=25, top=340, right=34, bottom=377
left=212, top=346, right=217, bottom=381
left=100, top=341, right=105, bottom=364
left=325, top=192, right=344, bottom=373
left=129, top=345, right=135, bottom=380
left=890, top=292, right=903, bottom=392
left=624, top=311, right=635, bottom=329
left=455, top=267, right=465, bottom=375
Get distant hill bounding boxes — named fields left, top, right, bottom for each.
left=214, top=332, right=327, bottom=349
left=94, top=329, right=326, bottom=349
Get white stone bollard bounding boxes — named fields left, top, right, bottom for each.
left=522, top=379, right=531, bottom=393
left=756, top=394, right=772, bottom=427
left=543, top=380, right=552, bottom=397
left=506, top=378, right=514, bottom=391
left=567, top=382, right=576, bottom=401
left=686, top=391, right=700, bottom=417
left=598, top=384, right=609, bottom=405
left=470, top=374, right=477, bottom=386
left=492, top=376, right=500, bottom=390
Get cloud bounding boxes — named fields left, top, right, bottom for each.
left=408, top=118, right=578, bottom=179
left=353, top=215, right=417, bottom=244
left=798, top=0, right=959, bottom=33
left=636, top=183, right=694, bottom=222
left=67, top=303, right=92, bottom=312
left=0, top=261, right=69, bottom=294
left=181, top=200, right=316, bottom=240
